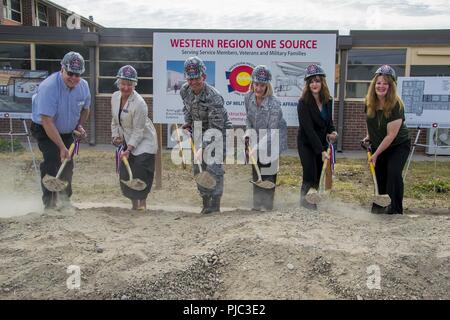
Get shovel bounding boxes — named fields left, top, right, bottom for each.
left=362, top=142, right=391, bottom=207
left=188, top=134, right=216, bottom=190
left=120, top=156, right=147, bottom=191
left=245, top=140, right=275, bottom=190
left=42, top=143, right=76, bottom=192
left=306, top=147, right=331, bottom=204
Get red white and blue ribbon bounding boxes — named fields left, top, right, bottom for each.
left=115, top=144, right=124, bottom=174
left=329, top=143, right=336, bottom=173
left=71, top=138, right=81, bottom=160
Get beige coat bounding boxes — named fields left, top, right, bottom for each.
left=111, top=90, right=158, bottom=155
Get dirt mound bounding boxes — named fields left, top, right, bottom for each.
left=0, top=204, right=448, bottom=299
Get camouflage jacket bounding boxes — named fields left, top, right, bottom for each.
left=181, top=82, right=232, bottom=133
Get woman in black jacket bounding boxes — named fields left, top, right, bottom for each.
left=297, top=64, right=338, bottom=210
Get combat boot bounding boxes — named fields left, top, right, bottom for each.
left=208, top=196, right=221, bottom=213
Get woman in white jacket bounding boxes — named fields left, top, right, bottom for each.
left=111, top=65, right=158, bottom=210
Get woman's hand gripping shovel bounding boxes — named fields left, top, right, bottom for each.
left=42, top=130, right=82, bottom=192
left=244, top=137, right=275, bottom=190
left=361, top=140, right=391, bottom=207
left=187, top=131, right=216, bottom=190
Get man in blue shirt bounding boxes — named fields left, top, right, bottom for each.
left=31, top=51, right=91, bottom=210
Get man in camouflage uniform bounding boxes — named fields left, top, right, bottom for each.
left=180, top=56, right=232, bottom=214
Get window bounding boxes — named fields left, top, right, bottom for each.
left=0, top=43, right=30, bottom=70
left=99, top=46, right=152, bottom=94
left=346, top=49, right=406, bottom=98
left=410, top=65, right=450, bottom=77
left=36, top=2, right=48, bottom=26
left=35, top=44, right=90, bottom=84
left=3, top=0, right=22, bottom=23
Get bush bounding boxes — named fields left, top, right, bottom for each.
left=412, top=178, right=449, bottom=194
left=0, top=137, right=24, bottom=152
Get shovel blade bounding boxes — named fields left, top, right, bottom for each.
left=120, top=178, right=147, bottom=191
left=373, top=194, right=391, bottom=207
left=305, top=191, right=329, bottom=204
left=250, top=179, right=275, bottom=190
left=195, top=171, right=216, bottom=190
left=42, top=174, right=68, bottom=192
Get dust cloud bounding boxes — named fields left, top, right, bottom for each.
left=0, top=192, right=42, bottom=218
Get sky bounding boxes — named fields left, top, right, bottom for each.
left=55, top=0, right=450, bottom=34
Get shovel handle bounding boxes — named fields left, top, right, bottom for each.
left=188, top=135, right=203, bottom=173
left=55, top=143, right=76, bottom=179
left=242, top=136, right=263, bottom=182
left=318, top=148, right=330, bottom=192
left=247, top=144, right=263, bottom=182
left=367, top=151, right=380, bottom=196
left=121, top=156, right=133, bottom=180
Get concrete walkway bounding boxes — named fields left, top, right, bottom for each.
left=77, top=144, right=450, bottom=162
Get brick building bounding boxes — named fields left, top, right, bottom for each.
left=1, top=7, right=450, bottom=152
left=1, top=0, right=100, bottom=30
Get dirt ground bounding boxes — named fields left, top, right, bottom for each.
left=0, top=149, right=449, bottom=300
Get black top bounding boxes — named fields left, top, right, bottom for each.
left=297, top=98, right=336, bottom=155
left=365, top=102, right=410, bottom=149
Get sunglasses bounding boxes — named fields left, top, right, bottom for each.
left=66, top=70, right=81, bottom=78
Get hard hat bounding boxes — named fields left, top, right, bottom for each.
left=304, top=64, right=326, bottom=80
left=184, top=56, right=206, bottom=79
left=117, top=65, right=138, bottom=82
left=61, top=51, right=85, bottom=75
left=375, top=65, right=397, bottom=82
left=251, top=65, right=272, bottom=84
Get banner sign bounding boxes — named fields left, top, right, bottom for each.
left=153, top=32, right=336, bottom=126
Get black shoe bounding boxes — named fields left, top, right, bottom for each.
left=201, top=196, right=211, bottom=214
left=385, top=205, right=403, bottom=215
left=300, top=198, right=317, bottom=211
left=300, top=184, right=316, bottom=211
left=371, top=203, right=387, bottom=214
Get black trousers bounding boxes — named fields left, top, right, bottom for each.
left=30, top=122, right=74, bottom=208
left=251, top=161, right=277, bottom=210
left=119, top=153, right=155, bottom=200
left=298, top=143, right=323, bottom=194
left=373, top=140, right=410, bottom=214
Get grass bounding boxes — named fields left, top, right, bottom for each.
left=0, top=137, right=24, bottom=153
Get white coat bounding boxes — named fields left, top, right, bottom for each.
left=111, top=90, right=158, bottom=155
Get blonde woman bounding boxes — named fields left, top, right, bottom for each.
left=244, top=65, right=287, bottom=211
left=111, top=65, right=158, bottom=210
left=362, top=65, right=410, bottom=214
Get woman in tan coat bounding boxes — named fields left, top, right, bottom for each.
left=111, top=65, right=158, bottom=210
